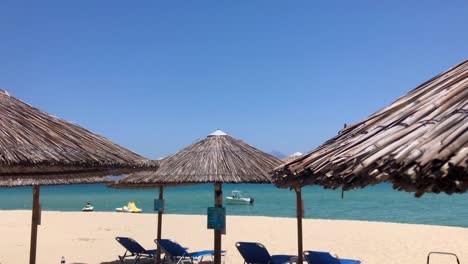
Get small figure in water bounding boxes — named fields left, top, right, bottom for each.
left=82, top=202, right=94, bottom=211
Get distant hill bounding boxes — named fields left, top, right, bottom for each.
left=269, top=150, right=287, bottom=159
left=107, top=175, right=124, bottom=180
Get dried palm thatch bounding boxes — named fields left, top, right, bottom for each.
left=112, top=130, right=282, bottom=188
left=273, top=60, right=468, bottom=196
left=0, top=89, right=157, bottom=264
left=0, top=174, right=113, bottom=187
left=0, top=89, right=156, bottom=185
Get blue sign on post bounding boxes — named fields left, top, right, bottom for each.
left=154, top=199, right=165, bottom=213
left=207, top=207, right=226, bottom=233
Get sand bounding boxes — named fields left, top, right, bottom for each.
left=0, top=210, right=466, bottom=264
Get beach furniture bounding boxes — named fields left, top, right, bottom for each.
left=115, top=237, right=157, bottom=264
left=271, top=61, right=468, bottom=264
left=303, top=251, right=361, bottom=264
left=427, top=252, right=460, bottom=264
left=156, top=239, right=225, bottom=264
left=235, top=242, right=296, bottom=264
left=0, top=89, right=155, bottom=264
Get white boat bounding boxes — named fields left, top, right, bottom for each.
left=225, top=190, right=254, bottom=204
left=82, top=203, right=94, bottom=212
left=115, top=201, right=142, bottom=213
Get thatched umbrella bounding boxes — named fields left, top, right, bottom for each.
left=112, top=130, right=282, bottom=264
left=272, top=60, right=468, bottom=261
left=280, top=152, right=305, bottom=263
left=273, top=60, right=467, bottom=194
left=0, top=89, right=156, bottom=264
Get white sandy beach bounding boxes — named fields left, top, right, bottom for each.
left=0, top=210, right=466, bottom=264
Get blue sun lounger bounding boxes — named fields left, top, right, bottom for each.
left=235, top=242, right=296, bottom=264
left=303, top=250, right=361, bottom=264
left=115, top=237, right=157, bottom=264
left=156, top=239, right=226, bottom=264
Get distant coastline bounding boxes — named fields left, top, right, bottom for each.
left=0, top=183, right=466, bottom=228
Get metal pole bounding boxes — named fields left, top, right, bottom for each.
left=214, top=183, right=223, bottom=264
left=29, top=185, right=40, bottom=264
left=156, top=186, right=164, bottom=264
left=296, top=187, right=303, bottom=264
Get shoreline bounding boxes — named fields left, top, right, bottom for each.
left=1, top=183, right=466, bottom=229
left=1, top=210, right=467, bottom=263
left=2, top=209, right=467, bottom=229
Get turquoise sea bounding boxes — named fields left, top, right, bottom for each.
left=0, top=183, right=466, bottom=228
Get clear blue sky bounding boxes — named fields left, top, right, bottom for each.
left=1, top=1, right=467, bottom=159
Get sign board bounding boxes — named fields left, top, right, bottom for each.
left=154, top=199, right=165, bottom=213
left=207, top=207, right=226, bottom=233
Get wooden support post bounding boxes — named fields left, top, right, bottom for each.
left=155, top=186, right=164, bottom=263
left=29, top=185, right=40, bottom=264
left=296, top=187, right=303, bottom=264
left=214, top=183, right=223, bottom=264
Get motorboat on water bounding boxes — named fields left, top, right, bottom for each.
left=82, top=203, right=94, bottom=212
left=225, top=190, right=254, bottom=204
left=115, top=201, right=142, bottom=213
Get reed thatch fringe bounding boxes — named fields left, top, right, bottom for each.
left=0, top=174, right=114, bottom=187
left=272, top=60, right=468, bottom=196
left=113, top=131, right=282, bottom=188
left=0, top=89, right=157, bottom=184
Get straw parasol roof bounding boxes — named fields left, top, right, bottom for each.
left=113, top=130, right=282, bottom=188
left=0, top=89, right=157, bottom=264
left=272, top=60, right=468, bottom=196
left=0, top=89, right=156, bottom=186
left=0, top=175, right=114, bottom=187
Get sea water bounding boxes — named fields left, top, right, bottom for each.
left=0, top=183, right=466, bottom=227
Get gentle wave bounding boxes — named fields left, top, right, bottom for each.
left=0, top=183, right=466, bottom=227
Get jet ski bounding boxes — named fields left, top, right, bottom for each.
left=82, top=203, right=94, bottom=212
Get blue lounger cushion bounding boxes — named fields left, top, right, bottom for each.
left=303, top=250, right=361, bottom=264
left=115, top=237, right=157, bottom=264
left=236, top=242, right=295, bottom=264
left=271, top=255, right=296, bottom=264
left=156, top=239, right=225, bottom=263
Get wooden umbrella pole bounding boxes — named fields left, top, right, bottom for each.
left=29, top=185, right=40, bottom=264
left=156, top=186, right=164, bottom=263
left=214, top=183, right=223, bottom=264
left=296, top=187, right=303, bottom=264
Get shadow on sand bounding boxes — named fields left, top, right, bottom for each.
left=100, top=260, right=215, bottom=264
left=100, top=259, right=154, bottom=264
left=100, top=259, right=153, bottom=264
